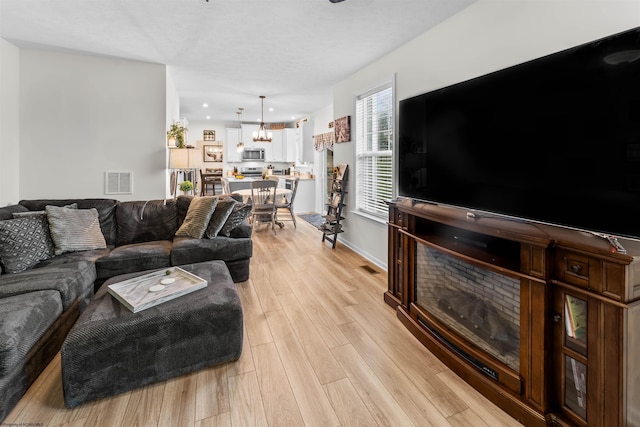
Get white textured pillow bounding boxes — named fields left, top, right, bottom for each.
left=45, top=205, right=107, bottom=255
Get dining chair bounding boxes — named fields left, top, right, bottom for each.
left=221, top=177, right=231, bottom=195
left=200, top=169, right=217, bottom=196
left=276, top=177, right=299, bottom=228
left=250, top=180, right=278, bottom=234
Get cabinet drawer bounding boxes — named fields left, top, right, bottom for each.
left=555, top=250, right=593, bottom=289
left=554, top=249, right=625, bottom=300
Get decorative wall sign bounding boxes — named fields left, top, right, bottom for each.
left=334, top=116, right=351, bottom=143
left=203, top=130, right=216, bottom=141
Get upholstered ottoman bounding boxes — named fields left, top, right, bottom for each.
left=61, top=260, right=243, bottom=408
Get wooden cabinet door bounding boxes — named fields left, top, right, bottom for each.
left=552, top=287, right=623, bottom=427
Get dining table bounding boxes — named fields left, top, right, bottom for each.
left=232, top=187, right=293, bottom=228
left=232, top=187, right=292, bottom=204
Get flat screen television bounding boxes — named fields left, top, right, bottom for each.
left=398, top=26, right=640, bottom=240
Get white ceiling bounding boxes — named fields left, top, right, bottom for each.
left=0, top=0, right=475, bottom=124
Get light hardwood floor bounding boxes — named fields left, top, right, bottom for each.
left=5, top=216, right=523, bottom=427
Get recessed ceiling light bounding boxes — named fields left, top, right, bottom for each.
left=206, top=115, right=211, bottom=119
left=268, top=107, right=274, bottom=112
left=291, top=116, right=296, bottom=120
left=202, top=103, right=208, bottom=108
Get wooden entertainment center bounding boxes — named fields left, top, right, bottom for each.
left=386, top=198, right=640, bottom=426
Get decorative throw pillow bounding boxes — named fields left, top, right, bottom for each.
left=205, top=200, right=237, bottom=239
left=175, top=196, right=219, bottom=239
left=0, top=216, right=55, bottom=273
left=219, top=203, right=252, bottom=237
left=45, top=205, right=107, bottom=255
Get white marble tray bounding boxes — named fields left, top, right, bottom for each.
left=107, top=267, right=207, bottom=313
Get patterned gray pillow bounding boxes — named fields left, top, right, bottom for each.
left=0, top=216, right=55, bottom=273
left=45, top=205, right=107, bottom=255
left=205, top=200, right=237, bottom=238
left=219, top=203, right=251, bottom=237
left=175, top=196, right=219, bottom=239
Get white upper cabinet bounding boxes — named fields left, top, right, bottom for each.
left=297, top=121, right=314, bottom=163
left=265, top=130, right=283, bottom=162
left=283, top=129, right=297, bottom=162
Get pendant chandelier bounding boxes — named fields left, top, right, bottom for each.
left=252, top=95, right=272, bottom=142
left=236, top=108, right=245, bottom=152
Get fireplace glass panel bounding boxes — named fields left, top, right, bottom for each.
left=415, top=244, right=520, bottom=371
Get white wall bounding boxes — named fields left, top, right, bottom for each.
left=332, top=0, right=640, bottom=269
left=0, top=39, right=20, bottom=206
left=19, top=49, right=167, bottom=201
left=309, top=104, right=334, bottom=212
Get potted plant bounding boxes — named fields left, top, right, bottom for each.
left=167, top=122, right=188, bottom=148
left=179, top=180, right=194, bottom=194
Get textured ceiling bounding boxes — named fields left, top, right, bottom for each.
left=0, top=0, right=475, bottom=124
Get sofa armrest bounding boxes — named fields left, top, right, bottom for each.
left=229, top=219, right=251, bottom=238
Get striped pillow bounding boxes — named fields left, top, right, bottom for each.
left=175, top=196, right=218, bottom=239
left=45, top=205, right=107, bottom=255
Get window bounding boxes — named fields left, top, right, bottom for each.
left=355, top=84, right=393, bottom=218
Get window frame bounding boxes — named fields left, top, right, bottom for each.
left=354, top=79, right=395, bottom=220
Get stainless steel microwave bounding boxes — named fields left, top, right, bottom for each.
left=241, top=148, right=265, bottom=161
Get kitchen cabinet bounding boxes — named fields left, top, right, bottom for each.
left=225, top=128, right=241, bottom=163
left=291, top=178, right=315, bottom=213
left=297, top=121, right=314, bottom=163
left=283, top=129, right=297, bottom=162
left=229, top=125, right=298, bottom=163
left=265, top=131, right=283, bottom=162
left=264, top=129, right=296, bottom=162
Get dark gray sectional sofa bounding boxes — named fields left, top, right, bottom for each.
left=0, top=195, right=252, bottom=421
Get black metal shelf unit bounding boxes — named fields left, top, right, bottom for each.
left=321, top=164, right=348, bottom=248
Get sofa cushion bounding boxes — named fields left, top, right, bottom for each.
left=171, top=236, right=253, bottom=266
left=175, top=196, right=218, bottom=239
left=19, top=199, right=119, bottom=246
left=0, top=260, right=95, bottom=310
left=46, top=206, right=107, bottom=255
left=0, top=204, right=29, bottom=221
left=0, top=290, right=63, bottom=376
left=205, top=200, right=236, bottom=238
left=0, top=216, right=55, bottom=273
left=219, top=203, right=251, bottom=237
left=94, top=241, right=172, bottom=281
left=116, top=200, right=178, bottom=246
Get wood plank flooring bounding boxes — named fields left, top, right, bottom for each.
left=5, top=216, right=524, bottom=427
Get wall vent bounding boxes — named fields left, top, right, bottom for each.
left=105, top=171, right=133, bottom=195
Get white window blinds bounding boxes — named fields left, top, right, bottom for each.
left=355, top=85, right=393, bottom=218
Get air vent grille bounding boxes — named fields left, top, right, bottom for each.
left=105, top=171, right=133, bottom=195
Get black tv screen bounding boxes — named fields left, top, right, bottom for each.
left=398, top=27, right=640, bottom=240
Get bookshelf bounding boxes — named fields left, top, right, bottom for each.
left=320, top=164, right=348, bottom=249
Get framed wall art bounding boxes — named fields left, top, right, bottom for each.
left=334, top=116, right=351, bottom=143
left=203, top=130, right=216, bottom=141
left=203, top=144, right=223, bottom=162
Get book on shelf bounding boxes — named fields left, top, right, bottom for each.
left=564, top=295, right=587, bottom=340
left=570, top=357, right=587, bottom=409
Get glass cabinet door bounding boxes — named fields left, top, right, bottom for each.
left=564, top=355, right=587, bottom=419
left=556, top=291, right=589, bottom=424
left=564, top=294, right=587, bottom=356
